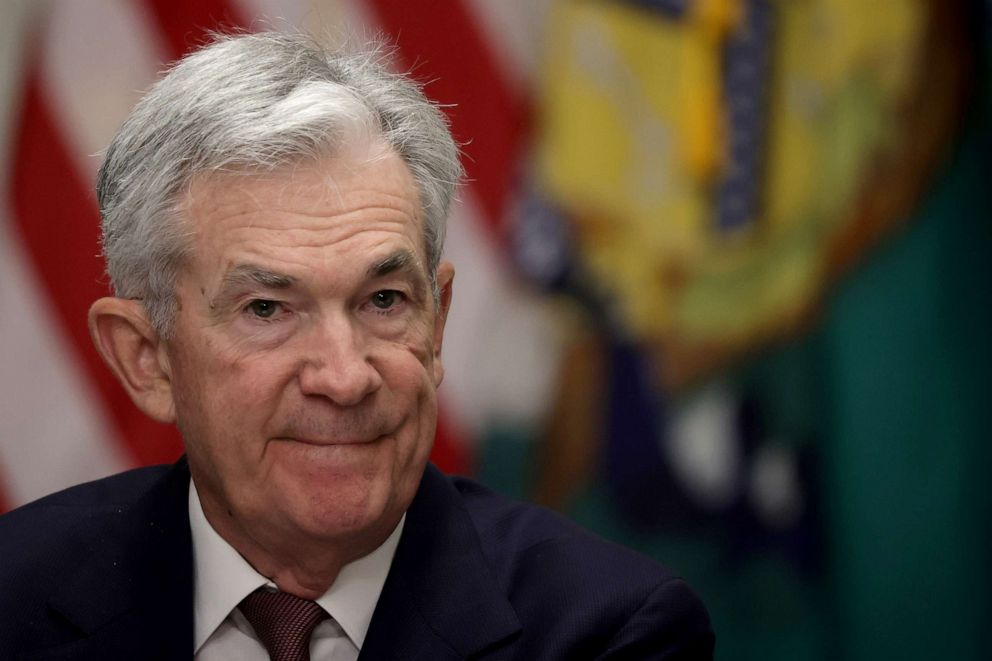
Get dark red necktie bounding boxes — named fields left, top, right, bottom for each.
left=239, top=588, right=329, bottom=661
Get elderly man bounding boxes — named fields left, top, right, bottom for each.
left=0, top=32, right=713, bottom=660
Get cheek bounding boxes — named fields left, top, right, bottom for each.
left=383, top=340, right=437, bottom=403
left=212, top=362, right=293, bottom=438
left=172, top=343, right=290, bottom=448
left=392, top=319, right=435, bottom=374
left=395, top=358, right=439, bottom=467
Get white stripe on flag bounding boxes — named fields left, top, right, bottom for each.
left=462, top=0, right=554, bottom=93
left=41, top=0, right=168, bottom=183
left=0, top=1, right=36, bottom=184
left=328, top=0, right=392, bottom=50
left=235, top=0, right=309, bottom=28
left=441, top=194, right=562, bottom=437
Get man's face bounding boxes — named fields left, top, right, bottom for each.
left=164, top=141, right=451, bottom=555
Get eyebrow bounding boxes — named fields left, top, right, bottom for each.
left=211, top=264, right=296, bottom=310
left=209, top=250, right=426, bottom=311
left=367, top=249, right=415, bottom=278
left=367, top=249, right=430, bottom=303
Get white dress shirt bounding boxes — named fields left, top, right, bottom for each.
left=189, top=482, right=404, bottom=660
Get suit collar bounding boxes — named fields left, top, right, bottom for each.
left=360, top=464, right=521, bottom=660
left=34, top=459, right=194, bottom=660
left=189, top=479, right=404, bottom=653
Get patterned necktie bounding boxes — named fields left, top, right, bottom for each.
left=239, top=588, right=329, bottom=661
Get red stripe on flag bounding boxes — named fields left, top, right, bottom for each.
left=10, top=69, right=183, bottom=466
left=143, top=0, right=248, bottom=61
left=365, top=0, right=529, bottom=236
left=432, top=404, right=472, bottom=475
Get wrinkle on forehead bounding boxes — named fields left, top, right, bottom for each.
left=173, top=141, right=429, bottom=322
left=182, top=149, right=423, bottom=236
left=186, top=136, right=394, bottom=200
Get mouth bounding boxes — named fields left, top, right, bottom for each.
left=274, top=435, right=385, bottom=447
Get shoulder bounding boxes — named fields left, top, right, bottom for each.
left=0, top=462, right=194, bottom=655
left=450, top=474, right=675, bottom=584
left=448, top=474, right=714, bottom=658
left=0, top=464, right=178, bottom=608
left=0, top=464, right=174, bottom=546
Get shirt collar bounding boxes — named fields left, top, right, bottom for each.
left=189, top=480, right=404, bottom=653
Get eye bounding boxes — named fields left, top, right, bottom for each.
left=245, top=299, right=280, bottom=319
left=370, top=290, right=403, bottom=310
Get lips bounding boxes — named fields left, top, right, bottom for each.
left=275, top=435, right=383, bottom=446
left=273, top=409, right=396, bottom=447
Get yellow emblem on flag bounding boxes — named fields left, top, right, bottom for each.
left=535, top=0, right=962, bottom=388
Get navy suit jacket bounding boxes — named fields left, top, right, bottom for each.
left=0, top=458, right=714, bottom=660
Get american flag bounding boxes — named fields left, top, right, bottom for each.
left=0, top=0, right=561, bottom=512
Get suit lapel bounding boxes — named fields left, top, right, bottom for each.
left=24, top=460, right=194, bottom=661
left=359, top=465, right=521, bottom=660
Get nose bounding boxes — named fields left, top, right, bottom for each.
left=297, top=314, right=383, bottom=406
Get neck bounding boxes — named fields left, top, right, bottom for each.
left=195, top=487, right=400, bottom=600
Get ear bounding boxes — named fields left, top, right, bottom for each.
left=431, top=261, right=454, bottom=387
left=88, top=297, right=176, bottom=423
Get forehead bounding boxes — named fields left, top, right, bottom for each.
left=178, top=143, right=426, bottom=277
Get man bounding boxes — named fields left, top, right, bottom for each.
left=0, top=32, right=713, bottom=660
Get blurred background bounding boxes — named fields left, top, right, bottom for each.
left=1, top=1, right=989, bottom=659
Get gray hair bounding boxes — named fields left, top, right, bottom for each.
left=96, top=31, right=462, bottom=336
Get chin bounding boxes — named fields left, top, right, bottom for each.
left=265, top=442, right=420, bottom=542
left=286, top=474, right=396, bottom=538
left=293, top=499, right=397, bottom=546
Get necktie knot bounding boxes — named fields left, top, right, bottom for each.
left=240, top=587, right=328, bottom=661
